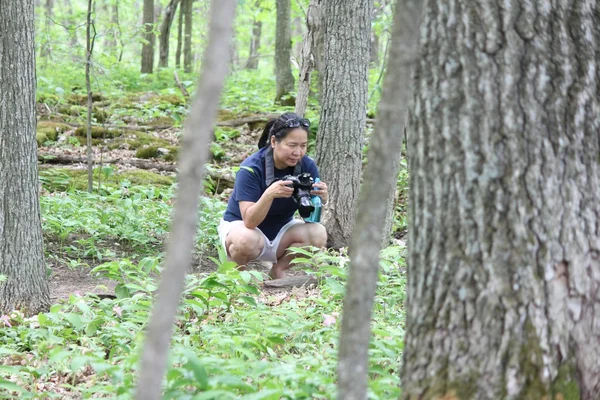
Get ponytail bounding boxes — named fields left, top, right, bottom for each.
left=258, top=119, right=277, bottom=149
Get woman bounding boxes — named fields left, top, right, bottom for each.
left=218, top=112, right=328, bottom=279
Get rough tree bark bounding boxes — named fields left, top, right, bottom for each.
left=183, top=0, right=193, bottom=73
left=0, top=0, right=50, bottom=315
left=141, top=0, right=155, bottom=73
left=134, top=0, right=236, bottom=399
left=336, top=1, right=423, bottom=399
left=274, top=0, right=295, bottom=103
left=314, top=0, right=372, bottom=249
left=246, top=4, right=262, bottom=70
left=158, top=0, right=180, bottom=68
left=295, top=0, right=323, bottom=117
left=401, top=1, right=600, bottom=399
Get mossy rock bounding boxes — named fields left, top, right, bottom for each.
left=148, top=116, right=175, bottom=126
left=136, top=145, right=160, bottom=159
left=58, top=104, right=87, bottom=117
left=217, top=109, right=238, bottom=122
left=39, top=167, right=175, bottom=192
left=37, top=121, right=71, bottom=141
left=151, top=94, right=186, bottom=107
left=93, top=107, right=109, bottom=123
left=75, top=126, right=122, bottom=139
left=37, top=93, right=60, bottom=105
left=163, top=146, right=179, bottom=162
left=67, top=93, right=105, bottom=105
left=37, top=133, right=49, bottom=147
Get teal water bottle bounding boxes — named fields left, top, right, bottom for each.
left=305, top=178, right=322, bottom=223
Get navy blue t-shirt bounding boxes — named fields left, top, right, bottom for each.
left=223, top=146, right=320, bottom=240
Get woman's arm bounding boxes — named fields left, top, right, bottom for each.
left=240, top=180, right=294, bottom=229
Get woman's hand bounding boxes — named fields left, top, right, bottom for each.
left=265, top=180, right=294, bottom=200
left=311, top=181, right=328, bottom=204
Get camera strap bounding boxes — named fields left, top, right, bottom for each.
left=264, top=146, right=301, bottom=186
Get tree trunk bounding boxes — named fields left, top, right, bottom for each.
left=295, top=0, right=323, bottom=116
left=134, top=1, right=237, bottom=398
left=401, top=1, right=600, bottom=399
left=336, top=1, right=422, bottom=398
left=63, top=0, right=78, bottom=48
left=246, top=12, right=262, bottom=70
left=40, top=0, right=54, bottom=58
left=314, top=0, right=372, bottom=249
left=183, top=0, right=193, bottom=73
left=0, top=0, right=50, bottom=315
left=85, top=0, right=95, bottom=193
left=158, top=0, right=180, bottom=68
left=274, top=0, right=295, bottom=103
left=141, top=0, right=155, bottom=73
left=175, top=0, right=184, bottom=68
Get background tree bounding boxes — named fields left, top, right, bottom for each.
left=246, top=1, right=263, bottom=70
left=401, top=1, right=600, bottom=398
left=141, top=0, right=155, bottom=73
left=274, top=0, right=294, bottom=103
left=183, top=0, right=193, bottom=73
left=295, top=0, right=323, bottom=116
left=135, top=0, right=237, bottom=397
left=175, top=0, right=184, bottom=68
left=314, top=0, right=372, bottom=249
left=0, top=0, right=51, bottom=315
left=158, top=0, right=180, bottom=68
left=337, top=1, right=422, bottom=398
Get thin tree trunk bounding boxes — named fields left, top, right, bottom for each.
left=295, top=0, right=323, bottom=117
left=246, top=9, right=262, bottom=70
left=175, top=0, right=184, bottom=68
left=183, top=0, right=193, bottom=73
left=135, top=1, right=236, bottom=398
left=40, top=0, right=54, bottom=58
left=274, top=0, right=295, bottom=103
left=115, top=0, right=124, bottom=62
left=0, top=0, right=50, bottom=315
left=85, top=0, right=95, bottom=193
left=401, top=1, right=600, bottom=399
left=141, top=0, right=155, bottom=73
left=158, top=0, right=180, bottom=68
left=63, top=0, right=78, bottom=47
left=314, top=0, right=372, bottom=249
left=336, top=1, right=423, bottom=398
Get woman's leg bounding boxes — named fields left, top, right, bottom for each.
left=225, top=225, right=265, bottom=267
left=269, top=223, right=327, bottom=279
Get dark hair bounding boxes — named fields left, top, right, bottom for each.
left=257, top=112, right=310, bottom=149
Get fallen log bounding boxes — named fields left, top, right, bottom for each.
left=262, top=275, right=318, bottom=289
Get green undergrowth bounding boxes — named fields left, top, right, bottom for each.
left=0, top=247, right=406, bottom=399
left=1, top=173, right=406, bottom=399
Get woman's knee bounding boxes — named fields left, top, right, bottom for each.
left=308, top=223, right=327, bottom=248
left=227, top=228, right=264, bottom=257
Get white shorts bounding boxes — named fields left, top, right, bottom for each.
left=217, top=218, right=304, bottom=263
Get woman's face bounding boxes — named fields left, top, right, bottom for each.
left=272, top=128, right=308, bottom=168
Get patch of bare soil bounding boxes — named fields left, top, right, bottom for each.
left=48, top=264, right=117, bottom=303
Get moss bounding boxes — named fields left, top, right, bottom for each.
left=37, top=133, right=49, bottom=147
left=67, top=93, right=105, bottom=105
left=37, top=121, right=71, bottom=141
left=74, top=126, right=122, bottom=139
left=551, top=364, right=580, bottom=400
left=58, top=104, right=87, bottom=117
left=40, top=167, right=174, bottom=192
left=37, top=93, right=60, bottom=105
left=217, top=109, right=238, bottom=121
left=151, top=94, right=186, bottom=107
left=93, top=107, right=109, bottom=123
left=136, top=145, right=160, bottom=159
left=148, top=116, right=175, bottom=126
left=163, top=146, right=179, bottom=161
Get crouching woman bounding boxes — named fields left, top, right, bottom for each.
left=218, top=112, right=328, bottom=279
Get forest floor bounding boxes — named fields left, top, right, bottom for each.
left=37, top=93, right=317, bottom=303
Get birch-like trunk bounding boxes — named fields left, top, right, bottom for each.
left=274, top=0, right=295, bottom=103
left=401, top=1, right=600, bottom=398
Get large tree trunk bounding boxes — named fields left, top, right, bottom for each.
left=314, top=0, right=372, bottom=249
left=246, top=8, right=262, bottom=70
left=336, top=1, right=423, bottom=398
left=0, top=0, right=50, bottom=315
left=401, top=1, right=600, bottom=399
left=274, top=0, right=295, bottom=103
left=183, top=0, right=193, bottom=73
left=158, top=0, right=180, bottom=68
left=134, top=0, right=236, bottom=398
left=141, top=0, right=155, bottom=73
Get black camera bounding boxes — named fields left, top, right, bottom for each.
left=276, top=172, right=315, bottom=217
